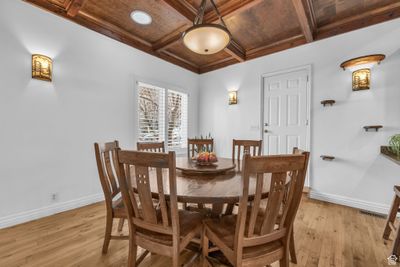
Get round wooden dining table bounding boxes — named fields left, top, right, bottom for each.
left=130, top=157, right=284, bottom=216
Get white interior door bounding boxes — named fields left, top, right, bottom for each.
left=262, top=68, right=309, bottom=155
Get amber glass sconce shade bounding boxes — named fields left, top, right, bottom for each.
left=352, top=68, right=371, bottom=91
left=32, top=54, right=52, bottom=82
left=228, top=91, right=237, bottom=105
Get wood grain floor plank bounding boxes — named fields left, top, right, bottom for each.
left=0, top=197, right=392, bottom=267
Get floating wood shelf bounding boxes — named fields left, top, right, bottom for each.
left=381, top=146, right=400, bottom=165
left=321, top=155, right=335, bottom=161
left=364, top=125, right=383, bottom=132
left=321, top=100, right=335, bottom=106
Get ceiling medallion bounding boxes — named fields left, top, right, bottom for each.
left=182, top=0, right=231, bottom=55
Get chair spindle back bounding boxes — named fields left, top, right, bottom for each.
left=116, top=150, right=179, bottom=236
left=187, top=138, right=214, bottom=158
left=137, top=141, right=165, bottom=153
left=234, top=152, right=309, bottom=257
left=232, top=139, right=262, bottom=162
left=94, top=141, right=121, bottom=205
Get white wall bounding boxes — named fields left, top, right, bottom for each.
left=0, top=0, right=199, bottom=227
left=199, top=19, right=400, bottom=214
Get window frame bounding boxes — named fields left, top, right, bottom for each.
left=136, top=80, right=189, bottom=154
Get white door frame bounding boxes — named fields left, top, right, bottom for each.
left=260, top=64, right=312, bottom=187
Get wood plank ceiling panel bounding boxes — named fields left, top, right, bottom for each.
left=23, top=0, right=400, bottom=73
left=313, top=0, right=396, bottom=26
left=81, top=0, right=189, bottom=43
left=224, top=0, right=302, bottom=50
left=186, top=0, right=231, bottom=11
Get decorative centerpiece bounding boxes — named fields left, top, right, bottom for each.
left=196, top=151, right=218, bottom=166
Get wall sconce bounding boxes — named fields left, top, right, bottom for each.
left=228, top=91, right=238, bottom=105
left=32, top=54, right=52, bottom=82
left=340, top=54, right=385, bottom=91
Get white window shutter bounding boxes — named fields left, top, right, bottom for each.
left=167, top=90, right=188, bottom=149
left=138, top=82, right=165, bottom=143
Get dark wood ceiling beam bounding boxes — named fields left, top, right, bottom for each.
left=305, top=0, right=317, bottom=31
left=203, top=0, right=264, bottom=23
left=66, top=0, right=85, bottom=17
left=158, top=50, right=200, bottom=73
left=162, top=0, right=197, bottom=21
left=225, top=39, right=245, bottom=62
left=152, top=24, right=190, bottom=51
left=291, top=0, right=314, bottom=42
left=199, top=57, right=238, bottom=74
left=316, top=2, right=400, bottom=40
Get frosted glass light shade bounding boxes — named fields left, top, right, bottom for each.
left=183, top=24, right=231, bottom=55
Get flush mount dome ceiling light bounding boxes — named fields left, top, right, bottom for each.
left=130, top=10, right=152, bottom=25
left=182, top=0, right=231, bottom=55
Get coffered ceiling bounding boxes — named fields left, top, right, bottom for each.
left=24, top=0, right=400, bottom=73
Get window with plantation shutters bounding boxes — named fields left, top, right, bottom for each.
left=137, top=82, right=188, bottom=150
left=167, top=90, right=188, bottom=149
left=138, top=82, right=165, bottom=143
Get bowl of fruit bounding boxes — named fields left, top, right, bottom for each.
left=196, top=151, right=218, bottom=166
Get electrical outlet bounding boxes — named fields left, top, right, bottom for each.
left=51, top=193, right=58, bottom=201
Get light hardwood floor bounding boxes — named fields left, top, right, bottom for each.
left=0, top=196, right=394, bottom=267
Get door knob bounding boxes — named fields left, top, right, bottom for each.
left=264, top=123, right=268, bottom=126
left=264, top=130, right=268, bottom=133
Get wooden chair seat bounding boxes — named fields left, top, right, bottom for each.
left=204, top=211, right=281, bottom=248
left=136, top=209, right=203, bottom=246
left=204, top=215, right=284, bottom=261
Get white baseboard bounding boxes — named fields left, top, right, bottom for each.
left=309, top=190, right=390, bottom=215
left=0, top=193, right=104, bottom=229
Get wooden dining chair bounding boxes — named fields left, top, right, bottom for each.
left=232, top=139, right=262, bottom=162
left=231, top=139, right=262, bottom=180
left=115, top=150, right=203, bottom=267
left=383, top=185, right=400, bottom=258
left=188, top=138, right=214, bottom=158
left=224, top=140, right=263, bottom=215
left=285, top=147, right=305, bottom=264
left=137, top=141, right=165, bottom=153
left=94, top=141, right=128, bottom=254
left=185, top=138, right=214, bottom=211
left=202, top=152, right=310, bottom=267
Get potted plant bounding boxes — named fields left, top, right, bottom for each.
left=389, top=134, right=400, bottom=157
